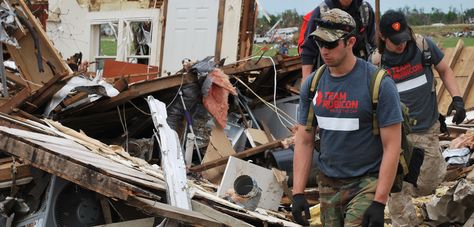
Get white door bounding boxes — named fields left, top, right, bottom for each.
left=162, top=0, right=219, bottom=74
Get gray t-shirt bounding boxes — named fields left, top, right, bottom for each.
left=298, top=58, right=403, bottom=178
left=379, top=37, right=444, bottom=132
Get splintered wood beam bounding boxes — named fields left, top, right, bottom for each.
left=76, top=73, right=197, bottom=114
left=0, top=88, right=31, bottom=114
left=21, top=74, right=65, bottom=113
left=191, top=200, right=254, bottom=227
left=189, top=140, right=282, bottom=172
left=7, top=0, right=70, bottom=90
left=214, top=0, right=226, bottom=61
left=222, top=57, right=279, bottom=75
left=127, top=197, right=223, bottom=227
left=5, top=71, right=27, bottom=87
left=0, top=131, right=151, bottom=201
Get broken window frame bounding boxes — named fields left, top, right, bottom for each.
left=91, top=20, right=119, bottom=71
left=123, top=19, right=153, bottom=65
left=88, top=9, right=160, bottom=72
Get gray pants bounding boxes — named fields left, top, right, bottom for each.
left=388, top=121, right=447, bottom=226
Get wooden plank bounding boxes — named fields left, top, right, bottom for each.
left=0, top=127, right=163, bottom=200
left=0, top=177, right=33, bottom=189
left=214, top=0, right=226, bottom=61
left=238, top=0, right=252, bottom=60
left=5, top=70, right=27, bottom=87
left=21, top=76, right=65, bottom=113
left=127, top=197, right=223, bottom=227
left=99, top=196, right=113, bottom=224
left=0, top=131, right=133, bottom=200
left=0, top=161, right=31, bottom=182
left=460, top=48, right=474, bottom=111
left=437, top=39, right=463, bottom=102
left=0, top=87, right=31, bottom=114
left=237, top=0, right=257, bottom=60
left=73, top=73, right=197, bottom=115
left=7, top=0, right=70, bottom=90
left=189, top=140, right=282, bottom=172
left=191, top=200, right=254, bottom=227
left=222, top=57, right=278, bottom=75
left=438, top=46, right=474, bottom=115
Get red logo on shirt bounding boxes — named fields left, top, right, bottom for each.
left=316, top=91, right=323, bottom=106
left=316, top=91, right=358, bottom=113
left=385, top=63, right=423, bottom=82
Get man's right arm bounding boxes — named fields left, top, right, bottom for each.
left=292, top=125, right=316, bottom=194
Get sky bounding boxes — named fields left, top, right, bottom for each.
left=258, top=0, right=474, bottom=15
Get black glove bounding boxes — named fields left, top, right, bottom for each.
left=447, top=96, right=466, bottom=125
left=292, top=194, right=310, bottom=226
left=438, top=114, right=448, bottom=133
left=362, top=201, right=385, bottom=227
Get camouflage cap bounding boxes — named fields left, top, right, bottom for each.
left=310, top=8, right=356, bottom=42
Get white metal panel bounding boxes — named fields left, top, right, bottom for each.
left=162, top=0, right=219, bottom=74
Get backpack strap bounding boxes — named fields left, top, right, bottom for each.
left=414, top=34, right=436, bottom=92
left=370, top=68, right=387, bottom=136
left=305, top=64, right=327, bottom=131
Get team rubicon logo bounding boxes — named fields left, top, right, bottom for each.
left=392, top=22, right=401, bottom=31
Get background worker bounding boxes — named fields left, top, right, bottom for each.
left=371, top=10, right=466, bottom=226
left=292, top=9, right=403, bottom=226
left=300, top=0, right=376, bottom=80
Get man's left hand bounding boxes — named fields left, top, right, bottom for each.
left=447, top=96, right=466, bottom=125
left=361, top=201, right=385, bottom=227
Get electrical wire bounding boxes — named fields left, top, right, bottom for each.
left=229, top=55, right=297, bottom=130
left=166, top=72, right=185, bottom=108
left=128, top=100, right=151, bottom=115
left=232, top=76, right=296, bottom=127
left=117, top=105, right=129, bottom=152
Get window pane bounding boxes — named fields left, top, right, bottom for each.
left=129, top=21, right=152, bottom=57
left=99, top=23, right=118, bottom=56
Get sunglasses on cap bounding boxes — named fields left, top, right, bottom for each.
left=315, top=19, right=355, bottom=33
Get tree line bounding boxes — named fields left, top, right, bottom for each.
left=256, top=7, right=474, bottom=35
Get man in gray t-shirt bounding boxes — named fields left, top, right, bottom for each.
left=291, top=9, right=403, bottom=227
left=371, top=10, right=466, bottom=226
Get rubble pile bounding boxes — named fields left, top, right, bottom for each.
left=0, top=0, right=472, bottom=226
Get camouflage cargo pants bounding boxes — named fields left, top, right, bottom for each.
left=388, top=121, right=447, bottom=227
left=318, top=173, right=378, bottom=227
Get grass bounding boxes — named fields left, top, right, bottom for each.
left=252, top=44, right=299, bottom=57
left=100, top=37, right=117, bottom=56
left=433, top=37, right=474, bottom=48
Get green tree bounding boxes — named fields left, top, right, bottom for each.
left=280, top=9, right=301, bottom=28
left=465, top=8, right=474, bottom=18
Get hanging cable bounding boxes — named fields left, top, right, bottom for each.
left=166, top=73, right=185, bottom=108
left=128, top=100, right=151, bottom=115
